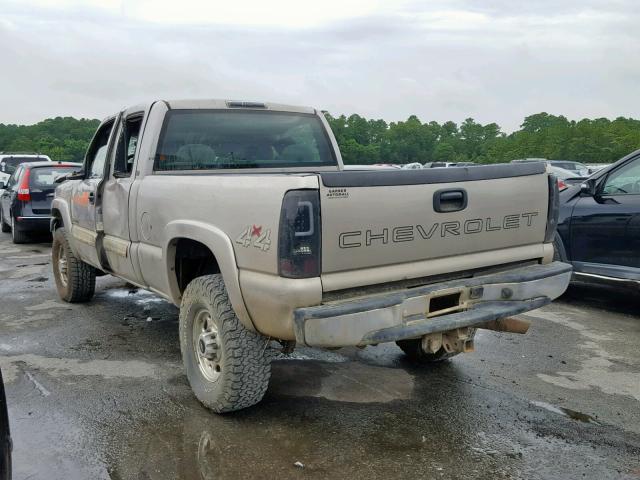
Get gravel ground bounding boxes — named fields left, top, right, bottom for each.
left=0, top=233, right=638, bottom=480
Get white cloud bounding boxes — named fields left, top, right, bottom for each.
left=1, top=0, right=639, bottom=130
left=4, top=0, right=408, bottom=27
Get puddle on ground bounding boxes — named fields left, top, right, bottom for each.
left=270, top=359, right=414, bottom=403
left=530, top=400, right=600, bottom=425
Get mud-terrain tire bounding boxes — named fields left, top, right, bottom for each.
left=10, top=216, right=29, bottom=244
left=0, top=208, right=10, bottom=233
left=396, top=332, right=476, bottom=363
left=179, top=274, right=271, bottom=413
left=52, top=227, right=96, bottom=302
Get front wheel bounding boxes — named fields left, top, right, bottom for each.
left=52, top=227, right=96, bottom=302
left=179, top=274, right=271, bottom=413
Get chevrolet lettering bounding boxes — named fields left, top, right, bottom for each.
left=339, top=212, right=540, bottom=248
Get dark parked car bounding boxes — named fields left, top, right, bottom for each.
left=0, top=161, right=81, bottom=243
left=554, top=149, right=640, bottom=286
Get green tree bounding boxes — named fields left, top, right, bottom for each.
left=0, top=117, right=100, bottom=162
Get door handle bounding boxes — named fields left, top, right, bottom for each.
left=88, top=192, right=95, bottom=204
left=433, top=188, right=467, bottom=213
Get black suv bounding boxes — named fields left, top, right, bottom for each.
left=555, top=148, right=640, bottom=286
left=0, top=161, right=81, bottom=243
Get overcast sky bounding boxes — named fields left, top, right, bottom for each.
left=1, top=0, right=639, bottom=130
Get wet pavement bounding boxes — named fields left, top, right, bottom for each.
left=0, top=233, right=639, bottom=479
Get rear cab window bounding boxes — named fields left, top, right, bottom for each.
left=153, top=110, right=337, bottom=171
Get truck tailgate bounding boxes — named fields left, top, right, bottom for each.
left=319, top=163, right=550, bottom=275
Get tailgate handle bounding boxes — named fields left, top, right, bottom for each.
left=433, top=189, right=467, bottom=213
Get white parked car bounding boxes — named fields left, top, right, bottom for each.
left=0, top=153, right=52, bottom=185
left=401, top=162, right=423, bottom=170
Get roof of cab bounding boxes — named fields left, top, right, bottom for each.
left=163, top=99, right=316, bottom=115
left=102, top=99, right=318, bottom=124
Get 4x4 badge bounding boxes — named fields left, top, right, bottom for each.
left=236, top=225, right=272, bottom=251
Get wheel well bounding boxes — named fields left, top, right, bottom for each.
left=51, top=209, right=63, bottom=230
left=173, top=238, right=221, bottom=293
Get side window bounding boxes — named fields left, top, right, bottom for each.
left=85, top=120, right=115, bottom=180
left=113, top=115, right=143, bottom=176
left=602, top=157, right=640, bottom=195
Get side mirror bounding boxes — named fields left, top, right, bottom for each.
left=580, top=179, right=597, bottom=196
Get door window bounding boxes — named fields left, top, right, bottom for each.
left=113, top=115, right=143, bottom=176
left=85, top=120, right=115, bottom=179
left=602, top=157, right=640, bottom=195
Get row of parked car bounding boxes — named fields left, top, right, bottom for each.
left=370, top=158, right=612, bottom=194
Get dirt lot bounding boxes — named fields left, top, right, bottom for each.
left=0, top=233, right=638, bottom=480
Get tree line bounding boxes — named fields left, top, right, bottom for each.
left=0, top=117, right=100, bottom=163
left=1, top=112, right=638, bottom=165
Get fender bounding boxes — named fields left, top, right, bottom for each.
left=50, top=198, right=80, bottom=256
left=163, top=220, right=256, bottom=332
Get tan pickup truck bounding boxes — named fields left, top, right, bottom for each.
left=50, top=99, right=571, bottom=412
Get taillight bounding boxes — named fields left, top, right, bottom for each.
left=545, top=174, right=560, bottom=243
left=17, top=168, right=31, bottom=201
left=557, top=178, right=568, bottom=191
left=278, top=190, right=321, bottom=278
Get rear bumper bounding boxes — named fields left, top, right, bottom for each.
left=14, top=216, right=51, bottom=231
left=293, top=261, right=572, bottom=347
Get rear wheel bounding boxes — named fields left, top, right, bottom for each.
left=179, top=274, right=271, bottom=413
left=52, top=227, right=96, bottom=302
left=10, top=216, right=28, bottom=244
